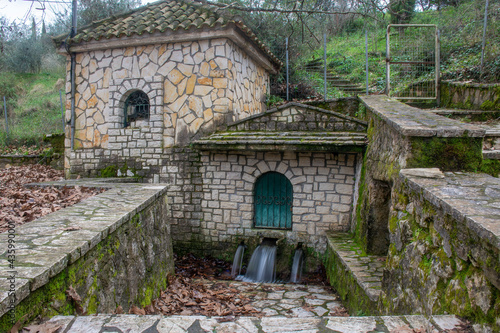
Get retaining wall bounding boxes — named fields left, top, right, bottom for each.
left=440, top=81, right=500, bottom=110
left=382, top=170, right=500, bottom=330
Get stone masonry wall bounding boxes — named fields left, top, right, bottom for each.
left=381, top=170, right=500, bottom=330
left=65, top=37, right=269, bottom=179
left=0, top=181, right=174, bottom=331
left=440, top=81, right=500, bottom=111
left=170, top=150, right=359, bottom=258
left=355, top=96, right=484, bottom=255
left=228, top=103, right=367, bottom=133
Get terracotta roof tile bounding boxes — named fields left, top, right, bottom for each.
left=57, top=0, right=281, bottom=69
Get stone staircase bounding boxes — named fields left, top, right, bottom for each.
left=304, top=59, right=365, bottom=95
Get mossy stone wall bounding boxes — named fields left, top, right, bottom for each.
left=0, top=193, right=174, bottom=331
left=440, top=81, right=500, bottom=111
left=380, top=175, right=500, bottom=330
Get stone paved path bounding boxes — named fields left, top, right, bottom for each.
left=195, top=280, right=347, bottom=317
left=45, top=314, right=468, bottom=332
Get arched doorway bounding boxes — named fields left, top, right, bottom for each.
left=254, top=172, right=292, bottom=229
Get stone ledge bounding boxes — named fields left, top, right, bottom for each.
left=0, top=179, right=169, bottom=318
left=44, top=314, right=468, bottom=332
left=325, top=233, right=385, bottom=315
left=483, top=150, right=500, bottom=160
left=400, top=170, right=500, bottom=249
left=360, top=95, right=485, bottom=138
left=326, top=233, right=384, bottom=302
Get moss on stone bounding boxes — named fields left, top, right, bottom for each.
left=480, top=159, right=500, bottom=177
left=408, top=137, right=482, bottom=172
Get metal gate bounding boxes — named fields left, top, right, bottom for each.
left=386, top=24, right=440, bottom=101
left=254, top=172, right=292, bottom=229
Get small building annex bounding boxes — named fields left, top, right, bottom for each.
left=54, top=0, right=368, bottom=258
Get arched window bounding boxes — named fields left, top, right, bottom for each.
left=124, top=90, right=149, bottom=127
left=254, top=172, right=292, bottom=229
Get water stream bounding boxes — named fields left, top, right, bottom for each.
left=231, top=243, right=245, bottom=277
left=237, top=239, right=277, bottom=283
left=290, top=247, right=304, bottom=283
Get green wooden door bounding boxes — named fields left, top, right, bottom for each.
left=254, top=172, right=292, bottom=229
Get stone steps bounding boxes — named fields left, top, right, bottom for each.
left=45, top=314, right=468, bottom=332
left=325, top=233, right=385, bottom=314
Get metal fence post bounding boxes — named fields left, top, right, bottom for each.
left=365, top=30, right=369, bottom=95
left=480, top=0, right=489, bottom=79
left=3, top=96, right=9, bottom=136
left=59, top=89, right=64, bottom=131
left=286, top=37, right=289, bottom=101
left=323, top=33, right=327, bottom=100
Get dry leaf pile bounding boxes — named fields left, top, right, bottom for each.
left=175, top=253, right=233, bottom=280
left=0, top=165, right=105, bottom=233
left=139, top=276, right=260, bottom=317
left=0, top=145, right=46, bottom=156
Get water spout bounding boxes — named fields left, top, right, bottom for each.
left=242, top=238, right=277, bottom=283
left=231, top=243, right=245, bottom=278
left=290, top=246, right=304, bottom=283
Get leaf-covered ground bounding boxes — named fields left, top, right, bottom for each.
left=0, top=165, right=105, bottom=233
left=127, top=254, right=337, bottom=318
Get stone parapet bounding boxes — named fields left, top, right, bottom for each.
left=355, top=95, right=485, bottom=255
left=360, top=95, right=484, bottom=138
left=381, top=169, right=500, bottom=330
left=0, top=180, right=174, bottom=331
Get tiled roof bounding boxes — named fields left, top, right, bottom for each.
left=60, top=0, right=281, bottom=68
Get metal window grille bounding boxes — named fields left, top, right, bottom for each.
left=124, top=91, right=150, bottom=127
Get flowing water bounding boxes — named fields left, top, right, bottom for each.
left=240, top=242, right=277, bottom=283
left=231, top=243, right=245, bottom=277
left=290, top=247, right=304, bottom=283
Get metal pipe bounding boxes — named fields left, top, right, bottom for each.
left=59, top=89, right=64, bottom=132
left=386, top=26, right=390, bottom=96
left=3, top=96, right=8, bottom=136
left=436, top=28, right=441, bottom=107
left=480, top=0, right=489, bottom=78
left=70, top=0, right=77, bottom=150
left=365, top=30, right=369, bottom=95
left=323, top=33, right=327, bottom=100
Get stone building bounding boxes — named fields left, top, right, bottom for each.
left=55, top=0, right=368, bottom=258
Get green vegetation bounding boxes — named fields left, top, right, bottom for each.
left=0, top=72, right=65, bottom=147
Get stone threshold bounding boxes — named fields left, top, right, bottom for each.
left=0, top=179, right=169, bottom=318
left=326, top=233, right=385, bottom=309
left=44, top=314, right=467, bottom=332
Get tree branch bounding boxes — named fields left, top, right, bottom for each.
left=205, top=0, right=380, bottom=20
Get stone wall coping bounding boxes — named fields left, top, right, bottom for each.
left=442, top=80, right=500, bottom=89
left=193, top=131, right=367, bottom=151
left=228, top=102, right=368, bottom=128
left=400, top=169, right=500, bottom=249
left=360, top=95, right=485, bottom=138
left=0, top=180, right=168, bottom=317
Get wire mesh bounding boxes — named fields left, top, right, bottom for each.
left=387, top=25, right=438, bottom=99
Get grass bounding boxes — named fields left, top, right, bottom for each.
left=293, top=0, right=499, bottom=96
left=0, top=72, right=65, bottom=148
